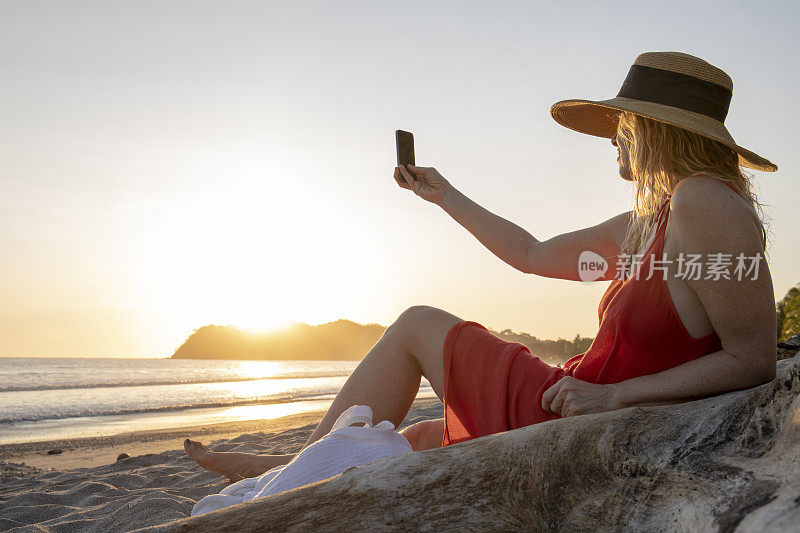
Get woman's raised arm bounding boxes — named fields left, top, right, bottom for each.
left=395, top=164, right=630, bottom=281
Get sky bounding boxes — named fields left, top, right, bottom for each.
left=1, top=0, right=798, bottom=357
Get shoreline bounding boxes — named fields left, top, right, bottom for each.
left=0, top=398, right=442, bottom=471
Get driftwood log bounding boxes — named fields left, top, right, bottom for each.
left=141, top=351, right=800, bottom=532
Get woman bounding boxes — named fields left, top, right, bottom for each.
left=185, top=51, right=778, bottom=480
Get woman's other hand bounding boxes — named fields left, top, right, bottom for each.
left=394, top=164, right=452, bottom=206
left=541, top=376, right=623, bottom=417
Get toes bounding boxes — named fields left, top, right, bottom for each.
left=184, top=439, right=208, bottom=459
left=189, top=440, right=209, bottom=451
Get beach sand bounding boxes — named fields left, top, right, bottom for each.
left=0, top=399, right=443, bottom=532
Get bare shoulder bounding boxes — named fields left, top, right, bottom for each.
left=668, top=177, right=762, bottom=250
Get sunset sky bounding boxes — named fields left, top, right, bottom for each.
left=1, top=1, right=797, bottom=357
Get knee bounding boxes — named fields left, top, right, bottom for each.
left=388, top=305, right=439, bottom=336
left=400, top=418, right=444, bottom=451
left=384, top=305, right=462, bottom=363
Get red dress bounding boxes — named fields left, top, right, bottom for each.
left=442, top=180, right=740, bottom=446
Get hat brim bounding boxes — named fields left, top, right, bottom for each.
left=550, top=97, right=777, bottom=172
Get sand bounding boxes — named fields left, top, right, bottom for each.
left=0, top=399, right=443, bottom=532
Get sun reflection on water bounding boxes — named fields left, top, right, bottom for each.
left=219, top=400, right=334, bottom=422
left=236, top=360, right=284, bottom=379
left=197, top=376, right=337, bottom=399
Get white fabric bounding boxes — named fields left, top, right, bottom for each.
left=191, top=405, right=412, bottom=516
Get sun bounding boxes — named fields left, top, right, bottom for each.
left=236, top=316, right=298, bottom=335
left=136, top=162, right=387, bottom=352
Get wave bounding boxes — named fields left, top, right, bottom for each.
left=0, top=372, right=352, bottom=393
left=0, top=393, right=339, bottom=424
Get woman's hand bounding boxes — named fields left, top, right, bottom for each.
left=394, top=164, right=452, bottom=206
left=541, top=376, right=624, bottom=417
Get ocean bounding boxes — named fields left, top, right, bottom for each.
left=0, top=358, right=435, bottom=445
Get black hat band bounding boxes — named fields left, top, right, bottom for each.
left=616, top=64, right=732, bottom=123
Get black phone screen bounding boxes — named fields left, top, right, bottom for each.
left=395, top=130, right=415, bottom=168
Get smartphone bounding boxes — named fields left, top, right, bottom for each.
left=395, top=130, right=415, bottom=169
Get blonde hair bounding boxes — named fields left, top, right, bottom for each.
left=616, top=111, right=771, bottom=278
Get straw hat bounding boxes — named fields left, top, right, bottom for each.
left=550, top=51, right=777, bottom=172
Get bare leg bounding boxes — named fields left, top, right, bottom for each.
left=184, top=305, right=463, bottom=478
left=183, top=439, right=295, bottom=482
left=300, top=305, right=463, bottom=448
left=400, top=418, right=445, bottom=451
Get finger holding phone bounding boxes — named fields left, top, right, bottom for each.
left=394, top=130, right=451, bottom=206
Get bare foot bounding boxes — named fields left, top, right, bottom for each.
left=183, top=439, right=294, bottom=482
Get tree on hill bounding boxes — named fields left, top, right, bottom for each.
left=172, top=320, right=388, bottom=361
left=776, top=283, right=800, bottom=342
